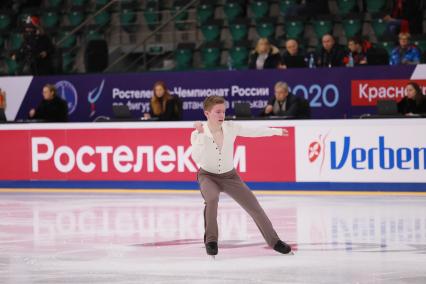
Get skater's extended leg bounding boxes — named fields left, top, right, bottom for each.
left=222, top=171, right=280, bottom=248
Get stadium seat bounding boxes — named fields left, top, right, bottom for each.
left=70, top=0, right=89, bottom=8
left=56, top=30, right=77, bottom=49
left=120, top=8, right=137, bottom=32
left=95, top=0, right=109, bottom=8
left=342, top=15, right=362, bottom=38
left=229, top=42, right=250, bottom=69
left=67, top=8, right=85, bottom=28
left=284, top=16, right=305, bottom=40
left=5, top=58, right=20, bottom=75
left=41, top=10, right=60, bottom=30
left=201, top=20, right=222, bottom=42
left=174, top=42, right=195, bottom=70
left=197, top=2, right=214, bottom=25
left=85, top=28, right=103, bottom=41
left=0, top=12, right=11, bottom=32
left=279, top=0, right=297, bottom=15
left=371, top=13, right=387, bottom=38
left=9, top=32, right=23, bottom=51
left=62, top=51, right=75, bottom=73
left=223, top=0, right=244, bottom=22
left=201, top=42, right=221, bottom=69
left=256, top=18, right=275, bottom=39
left=93, top=10, right=111, bottom=30
left=46, top=0, right=64, bottom=9
left=312, top=16, right=333, bottom=39
left=412, top=35, right=426, bottom=54
left=377, top=37, right=396, bottom=55
left=365, top=0, right=386, bottom=13
left=336, top=0, right=357, bottom=15
left=144, top=3, right=161, bottom=31
left=229, top=18, right=249, bottom=42
left=250, top=1, right=269, bottom=20
left=172, top=1, right=189, bottom=31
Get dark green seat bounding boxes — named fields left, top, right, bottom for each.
left=377, top=40, right=395, bottom=55
left=120, top=8, right=137, bottom=31
left=56, top=31, right=77, bottom=49
left=312, top=17, right=333, bottom=38
left=5, top=58, right=20, bottom=75
left=62, top=51, right=75, bottom=73
left=144, top=4, right=161, bottom=31
left=229, top=19, right=249, bottom=42
left=70, top=0, right=89, bottom=7
left=0, top=12, right=11, bottom=31
left=256, top=19, right=275, bottom=39
left=223, top=1, right=244, bottom=22
left=365, top=0, right=386, bottom=13
left=229, top=44, right=249, bottom=69
left=94, top=10, right=111, bottom=30
left=250, top=1, right=269, bottom=20
left=197, top=3, right=214, bottom=25
left=68, top=9, right=85, bottom=27
left=284, top=18, right=304, bottom=39
left=10, top=33, right=23, bottom=51
left=412, top=36, right=426, bottom=53
left=85, top=28, right=103, bottom=41
left=174, top=43, right=195, bottom=70
left=172, top=1, right=189, bottom=31
left=279, top=0, right=296, bottom=15
left=342, top=16, right=362, bottom=38
left=201, top=44, right=221, bottom=69
left=371, top=15, right=387, bottom=37
left=336, top=0, right=356, bottom=15
left=95, top=0, right=109, bottom=8
left=201, top=20, right=222, bottom=42
left=46, top=0, right=64, bottom=8
left=41, top=10, right=60, bottom=29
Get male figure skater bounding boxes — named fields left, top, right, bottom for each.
left=191, top=95, right=292, bottom=256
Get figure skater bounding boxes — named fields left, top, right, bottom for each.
left=190, top=95, right=292, bottom=257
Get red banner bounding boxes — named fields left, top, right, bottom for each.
left=0, top=127, right=295, bottom=182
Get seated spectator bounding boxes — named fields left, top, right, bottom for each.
left=316, top=34, right=345, bottom=67
left=281, top=39, right=307, bottom=68
left=248, top=38, right=282, bottom=70
left=390, top=33, right=421, bottom=65
left=343, top=36, right=369, bottom=66
left=29, top=84, right=68, bottom=122
left=262, top=81, right=307, bottom=118
left=398, top=82, right=426, bottom=115
left=383, top=0, right=423, bottom=36
left=144, top=81, right=182, bottom=121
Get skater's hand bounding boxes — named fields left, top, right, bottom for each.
left=194, top=121, right=204, bottom=133
left=281, top=128, right=288, bottom=136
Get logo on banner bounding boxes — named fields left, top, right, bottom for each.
left=88, top=79, right=105, bottom=117
left=55, top=80, right=78, bottom=115
left=307, top=134, right=328, bottom=173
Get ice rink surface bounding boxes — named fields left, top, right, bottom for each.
left=1, top=191, right=425, bottom=284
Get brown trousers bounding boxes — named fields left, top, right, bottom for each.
left=197, top=168, right=280, bottom=247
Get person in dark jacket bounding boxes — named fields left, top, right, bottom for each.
left=144, top=81, right=182, bottom=121
left=398, top=82, right=426, bottom=115
left=316, top=34, right=345, bottom=67
left=29, top=84, right=68, bottom=122
left=262, top=81, right=306, bottom=117
left=248, top=38, right=282, bottom=70
left=281, top=39, right=307, bottom=68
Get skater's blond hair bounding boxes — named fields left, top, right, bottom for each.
left=203, top=95, right=225, bottom=111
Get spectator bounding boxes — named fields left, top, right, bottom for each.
left=383, top=0, right=423, bottom=36
left=12, top=16, right=55, bottom=75
left=343, top=36, right=369, bottom=66
left=248, top=38, right=282, bottom=70
left=281, top=39, right=307, bottom=68
left=29, top=84, right=68, bottom=122
left=262, top=81, right=307, bottom=118
left=397, top=82, right=426, bottom=115
left=144, top=81, right=182, bottom=121
left=316, top=34, right=345, bottom=67
left=390, top=33, right=421, bottom=65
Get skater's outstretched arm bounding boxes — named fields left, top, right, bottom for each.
left=190, top=121, right=205, bottom=165
left=230, top=121, right=288, bottom=138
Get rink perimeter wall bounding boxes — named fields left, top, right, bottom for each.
left=0, top=119, right=425, bottom=192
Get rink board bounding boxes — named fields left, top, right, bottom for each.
left=0, top=119, right=425, bottom=192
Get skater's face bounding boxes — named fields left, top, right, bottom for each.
left=205, top=103, right=225, bottom=125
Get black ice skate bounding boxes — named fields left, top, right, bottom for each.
left=205, top=242, right=218, bottom=257
left=273, top=240, right=293, bottom=255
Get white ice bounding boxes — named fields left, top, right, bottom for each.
left=0, top=192, right=425, bottom=283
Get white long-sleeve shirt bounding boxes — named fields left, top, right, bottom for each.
left=190, top=121, right=282, bottom=174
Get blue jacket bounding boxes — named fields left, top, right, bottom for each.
left=390, top=45, right=421, bottom=65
